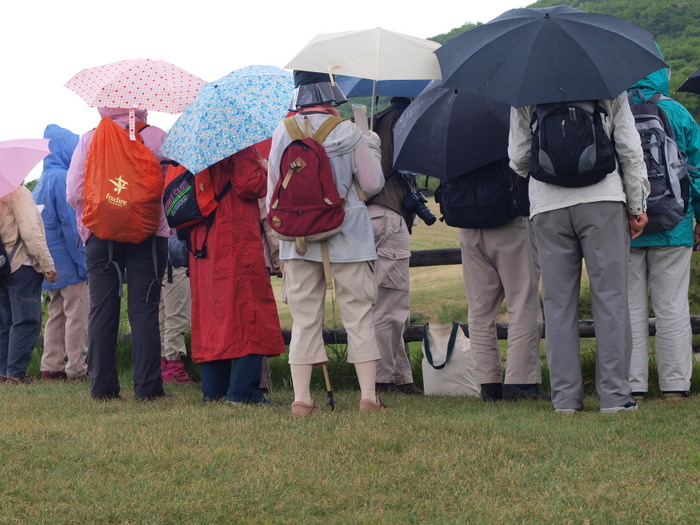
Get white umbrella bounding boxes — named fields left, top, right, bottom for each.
left=285, top=27, right=442, bottom=126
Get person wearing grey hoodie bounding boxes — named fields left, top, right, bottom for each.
left=267, top=71, right=385, bottom=416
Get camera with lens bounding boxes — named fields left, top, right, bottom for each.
left=401, top=174, right=436, bottom=226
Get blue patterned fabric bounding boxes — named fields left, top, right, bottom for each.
left=160, top=65, right=293, bottom=173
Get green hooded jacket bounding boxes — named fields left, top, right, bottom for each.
left=628, top=66, right=700, bottom=247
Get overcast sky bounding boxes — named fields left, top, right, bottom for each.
left=3, top=0, right=527, bottom=178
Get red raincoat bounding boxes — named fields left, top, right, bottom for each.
left=188, top=147, right=286, bottom=363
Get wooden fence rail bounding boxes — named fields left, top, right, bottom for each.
left=280, top=248, right=700, bottom=344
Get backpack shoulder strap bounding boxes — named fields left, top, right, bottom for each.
left=283, top=117, right=305, bottom=141
left=313, top=116, right=345, bottom=144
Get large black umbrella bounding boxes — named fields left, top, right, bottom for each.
left=392, top=80, right=511, bottom=181
left=435, top=5, right=666, bottom=107
left=677, top=66, right=700, bottom=95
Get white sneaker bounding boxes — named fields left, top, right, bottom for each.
left=600, top=401, right=638, bottom=414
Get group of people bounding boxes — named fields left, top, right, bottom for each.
left=0, top=45, right=697, bottom=415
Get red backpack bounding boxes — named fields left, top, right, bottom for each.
left=82, top=116, right=163, bottom=244
left=267, top=115, right=345, bottom=255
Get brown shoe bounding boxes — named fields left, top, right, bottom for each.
left=0, top=375, right=8, bottom=383
left=291, top=401, right=320, bottom=417
left=359, top=397, right=388, bottom=412
left=41, top=371, right=67, bottom=381
left=6, top=376, right=33, bottom=385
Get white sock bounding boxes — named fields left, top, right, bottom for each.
left=354, top=360, right=377, bottom=401
left=290, top=364, right=314, bottom=404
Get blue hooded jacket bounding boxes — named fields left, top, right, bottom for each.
left=32, top=124, right=86, bottom=289
left=628, top=65, right=700, bottom=247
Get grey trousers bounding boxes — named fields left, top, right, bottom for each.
left=533, top=201, right=633, bottom=410
left=627, top=246, right=693, bottom=393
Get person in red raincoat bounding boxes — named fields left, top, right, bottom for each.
left=188, top=145, right=285, bottom=404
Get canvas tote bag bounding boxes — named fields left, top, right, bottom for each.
left=421, top=322, right=480, bottom=397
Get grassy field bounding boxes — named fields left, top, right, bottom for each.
left=0, top=379, right=698, bottom=524
left=5, top=200, right=699, bottom=524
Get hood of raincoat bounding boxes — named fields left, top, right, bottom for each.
left=628, top=66, right=670, bottom=98
left=42, top=124, right=79, bottom=171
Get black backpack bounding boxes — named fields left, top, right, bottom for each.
left=435, top=160, right=520, bottom=229
left=0, top=234, right=22, bottom=283
left=530, top=101, right=617, bottom=187
left=627, top=90, right=689, bottom=233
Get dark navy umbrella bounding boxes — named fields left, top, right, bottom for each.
left=392, top=80, right=511, bottom=182
left=436, top=5, right=666, bottom=107
left=677, top=66, right=700, bottom=95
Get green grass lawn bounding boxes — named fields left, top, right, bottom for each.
left=0, top=378, right=697, bottom=524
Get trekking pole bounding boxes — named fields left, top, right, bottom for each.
left=322, top=363, right=336, bottom=411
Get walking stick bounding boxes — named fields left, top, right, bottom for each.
left=322, top=364, right=336, bottom=411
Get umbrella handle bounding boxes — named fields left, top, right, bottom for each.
left=322, top=364, right=336, bottom=411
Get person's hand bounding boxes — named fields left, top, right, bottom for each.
left=628, top=212, right=648, bottom=239
left=44, top=270, right=58, bottom=283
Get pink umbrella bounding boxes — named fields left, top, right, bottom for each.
left=64, top=58, right=206, bottom=114
left=0, top=139, right=51, bottom=198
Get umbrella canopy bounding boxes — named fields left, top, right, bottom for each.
left=392, top=81, right=511, bottom=181
left=160, top=65, right=293, bottom=174
left=334, top=75, right=430, bottom=99
left=677, top=66, right=700, bottom=95
left=65, top=58, right=206, bottom=114
left=0, top=139, right=51, bottom=198
left=286, top=27, right=442, bottom=124
left=436, top=5, right=666, bottom=107
left=286, top=27, right=441, bottom=81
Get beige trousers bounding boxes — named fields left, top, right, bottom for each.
left=40, top=281, right=89, bottom=377
left=459, top=217, right=542, bottom=385
left=283, top=259, right=380, bottom=365
left=159, top=266, right=191, bottom=361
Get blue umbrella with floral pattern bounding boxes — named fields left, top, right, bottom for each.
left=160, top=65, right=294, bottom=173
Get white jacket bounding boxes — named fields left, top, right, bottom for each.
left=508, top=92, right=650, bottom=217
left=267, top=113, right=384, bottom=263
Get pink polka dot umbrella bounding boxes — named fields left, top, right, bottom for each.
left=64, top=58, right=206, bottom=114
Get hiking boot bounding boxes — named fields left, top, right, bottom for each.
left=0, top=375, right=8, bottom=383
left=41, top=371, right=67, bottom=381
left=6, top=376, right=33, bottom=385
left=161, top=358, right=193, bottom=384
left=600, top=400, right=638, bottom=414
left=661, top=391, right=690, bottom=400
left=503, top=384, right=550, bottom=401
left=480, top=383, right=503, bottom=401
left=359, top=397, right=388, bottom=412
left=291, top=401, right=320, bottom=417
left=396, top=383, right=423, bottom=395
left=375, top=382, right=403, bottom=394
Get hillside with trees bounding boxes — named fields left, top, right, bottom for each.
left=429, top=0, right=700, bottom=119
